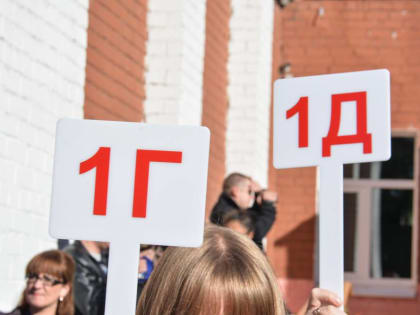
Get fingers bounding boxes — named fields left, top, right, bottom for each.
left=308, top=288, right=342, bottom=308
left=138, top=259, right=147, bottom=273
left=306, top=288, right=343, bottom=315
left=261, top=190, right=278, bottom=202
left=255, top=193, right=263, bottom=205
left=312, top=305, right=347, bottom=315
left=250, top=180, right=261, bottom=192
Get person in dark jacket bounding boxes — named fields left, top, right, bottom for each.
left=210, top=172, right=277, bottom=250
left=63, top=241, right=108, bottom=315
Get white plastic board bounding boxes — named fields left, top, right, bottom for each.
left=274, top=69, right=391, bottom=168
left=49, top=118, right=210, bottom=315
left=273, top=69, right=391, bottom=304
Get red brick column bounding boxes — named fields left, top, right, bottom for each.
left=201, top=0, right=231, bottom=217
left=84, top=0, right=148, bottom=122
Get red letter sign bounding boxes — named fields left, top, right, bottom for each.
left=80, top=148, right=182, bottom=218
left=286, top=96, right=309, bottom=148
left=132, top=150, right=183, bottom=218
left=322, top=91, right=372, bottom=157
left=79, top=147, right=111, bottom=216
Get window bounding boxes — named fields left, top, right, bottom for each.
left=343, top=135, right=418, bottom=297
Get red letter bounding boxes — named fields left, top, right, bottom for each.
left=79, top=147, right=110, bottom=216
left=132, top=150, right=182, bottom=218
left=322, top=92, right=372, bottom=157
left=286, top=96, right=309, bottom=148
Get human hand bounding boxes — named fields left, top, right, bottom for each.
left=138, top=248, right=156, bottom=273
left=305, top=288, right=346, bottom=315
left=138, top=257, right=148, bottom=274
left=261, top=190, right=277, bottom=203
left=250, top=179, right=262, bottom=192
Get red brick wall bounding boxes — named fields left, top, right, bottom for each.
left=348, top=285, right=420, bottom=315
left=268, top=4, right=317, bottom=281
left=268, top=167, right=317, bottom=279
left=270, top=0, right=420, bottom=313
left=84, top=0, right=147, bottom=122
left=201, top=0, right=231, bottom=218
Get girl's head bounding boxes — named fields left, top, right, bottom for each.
left=20, top=250, right=75, bottom=315
left=222, top=209, right=255, bottom=239
left=137, top=225, right=285, bottom=315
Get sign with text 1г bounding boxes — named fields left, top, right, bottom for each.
left=49, top=119, right=210, bottom=315
left=273, top=69, right=391, bottom=304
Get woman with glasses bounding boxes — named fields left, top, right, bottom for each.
left=1, top=250, right=75, bottom=315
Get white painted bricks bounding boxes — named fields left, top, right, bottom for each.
left=226, top=0, right=274, bottom=187
left=144, top=0, right=207, bottom=126
left=0, top=0, right=89, bottom=310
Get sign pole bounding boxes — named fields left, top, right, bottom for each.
left=318, top=162, right=344, bottom=306
left=50, top=120, right=210, bottom=315
left=104, top=240, right=140, bottom=315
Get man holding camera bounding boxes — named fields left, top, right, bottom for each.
left=210, top=172, right=277, bottom=250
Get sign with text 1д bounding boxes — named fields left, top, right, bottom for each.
left=49, top=119, right=210, bottom=315
left=273, top=69, right=391, bottom=304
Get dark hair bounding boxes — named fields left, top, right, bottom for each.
left=18, top=250, right=75, bottom=315
left=222, top=172, right=250, bottom=194
left=221, top=209, right=255, bottom=234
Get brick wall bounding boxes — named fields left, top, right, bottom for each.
left=268, top=0, right=317, bottom=284
left=84, top=0, right=147, bottom=122
left=226, top=0, right=274, bottom=187
left=0, top=0, right=89, bottom=310
left=201, top=0, right=231, bottom=216
left=268, top=6, right=317, bottom=282
left=348, top=285, right=420, bottom=315
left=270, top=0, right=420, bottom=313
left=144, top=0, right=207, bottom=125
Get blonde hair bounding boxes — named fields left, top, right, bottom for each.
left=19, top=250, right=75, bottom=315
left=137, top=225, right=285, bottom=315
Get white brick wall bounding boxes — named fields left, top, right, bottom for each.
left=144, top=0, right=207, bottom=126
left=0, top=0, right=89, bottom=310
left=226, top=0, right=274, bottom=187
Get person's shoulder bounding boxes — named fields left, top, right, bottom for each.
left=63, top=240, right=78, bottom=251
left=0, top=308, right=24, bottom=315
left=63, top=241, right=90, bottom=263
left=210, top=193, right=239, bottom=224
left=213, top=193, right=238, bottom=211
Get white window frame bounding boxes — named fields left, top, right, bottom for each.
left=343, top=131, right=418, bottom=298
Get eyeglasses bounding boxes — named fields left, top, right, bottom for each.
left=26, top=273, right=64, bottom=287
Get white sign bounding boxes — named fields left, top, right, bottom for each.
left=273, top=69, right=391, bottom=304
left=49, top=118, right=210, bottom=315
left=274, top=69, right=391, bottom=168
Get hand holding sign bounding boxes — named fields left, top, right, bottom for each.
left=273, top=69, right=391, bottom=305
left=49, top=119, right=210, bottom=315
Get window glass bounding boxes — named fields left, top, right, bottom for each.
left=344, top=137, right=414, bottom=179
left=343, top=164, right=353, bottom=178
left=380, top=137, right=414, bottom=179
left=370, top=189, right=412, bottom=279
left=344, top=193, right=357, bottom=272
left=359, top=162, right=371, bottom=179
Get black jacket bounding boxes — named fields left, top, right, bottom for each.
left=0, top=309, right=28, bottom=315
left=210, top=192, right=276, bottom=249
left=64, top=241, right=108, bottom=315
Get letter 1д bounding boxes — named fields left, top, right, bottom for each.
left=322, top=92, right=372, bottom=157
